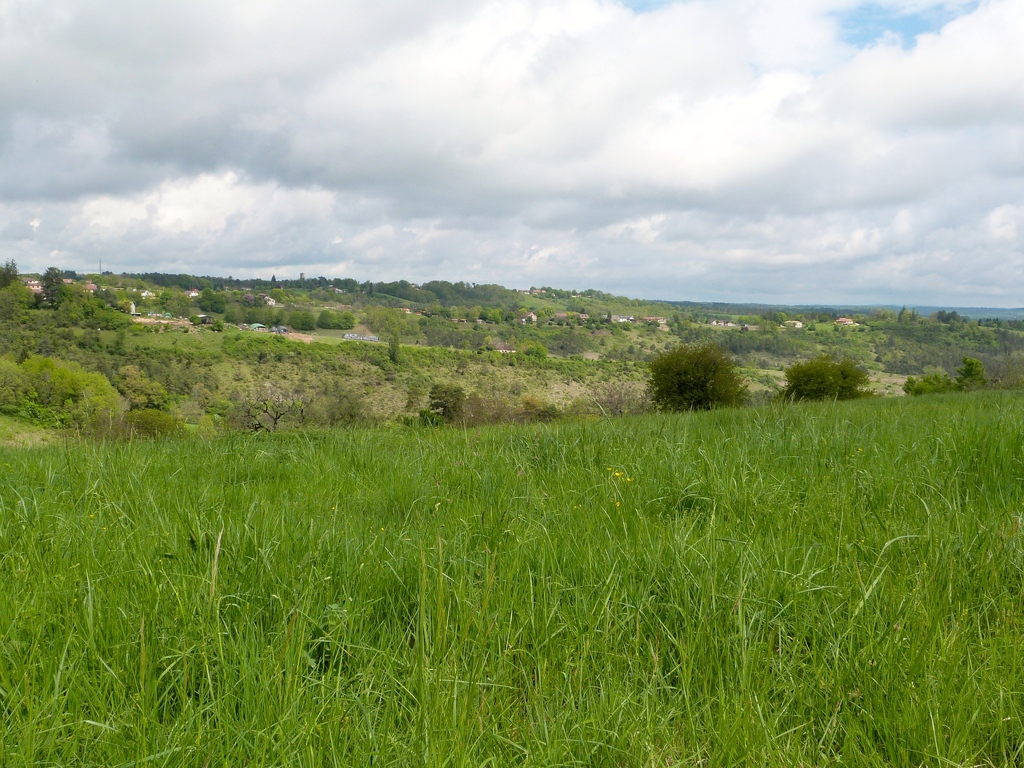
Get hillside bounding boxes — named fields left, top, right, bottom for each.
left=5, top=269, right=1024, bottom=440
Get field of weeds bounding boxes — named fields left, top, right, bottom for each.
left=2, top=393, right=1023, bottom=765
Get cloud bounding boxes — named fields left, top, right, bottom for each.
left=0, top=0, right=1022, bottom=304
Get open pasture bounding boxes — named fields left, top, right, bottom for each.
left=2, top=393, right=1024, bottom=765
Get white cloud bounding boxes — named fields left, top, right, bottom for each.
left=987, top=204, right=1021, bottom=242
left=0, top=0, right=1022, bottom=304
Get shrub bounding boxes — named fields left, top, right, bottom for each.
left=591, top=382, right=651, bottom=417
left=427, top=383, right=465, bottom=423
left=117, top=365, right=168, bottom=411
left=0, top=358, right=29, bottom=412
left=904, top=357, right=987, bottom=396
left=648, top=344, right=747, bottom=412
left=458, top=394, right=516, bottom=426
left=289, top=311, right=316, bottom=331
left=197, top=289, right=226, bottom=313
left=956, top=357, right=986, bottom=391
left=518, top=396, right=560, bottom=423
left=903, top=372, right=955, bottom=396
left=523, top=342, right=548, bottom=359
left=127, top=409, right=184, bottom=438
left=0, top=258, right=17, bottom=289
left=309, top=379, right=366, bottom=427
left=780, top=355, right=873, bottom=401
left=316, top=310, right=356, bottom=330
left=18, top=356, right=121, bottom=427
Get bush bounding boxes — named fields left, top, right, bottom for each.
left=0, top=358, right=29, bottom=412
left=458, top=394, right=516, bottom=426
left=309, top=379, right=366, bottom=427
left=127, top=409, right=184, bottom=438
left=904, top=357, right=987, bottom=396
left=648, top=344, right=747, bottom=412
left=17, top=356, right=122, bottom=427
left=427, top=383, right=465, bottom=423
left=903, top=372, right=955, bottom=396
left=289, top=311, right=316, bottom=331
left=197, top=289, right=226, bottom=314
left=780, top=355, right=873, bottom=401
left=518, top=396, right=560, bottom=423
left=117, top=365, right=168, bottom=411
left=591, top=382, right=651, bottom=417
left=523, top=342, right=548, bottom=359
left=316, top=310, right=356, bottom=330
left=956, top=357, right=986, bottom=391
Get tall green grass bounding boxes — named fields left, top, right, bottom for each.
left=1, top=392, right=1023, bottom=765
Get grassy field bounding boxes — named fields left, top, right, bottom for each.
left=0, top=414, right=55, bottom=449
left=2, top=393, right=1024, bottom=765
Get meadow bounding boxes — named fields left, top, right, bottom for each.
left=2, top=392, right=1023, bottom=765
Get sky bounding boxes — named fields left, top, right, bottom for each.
left=1, top=0, right=1022, bottom=305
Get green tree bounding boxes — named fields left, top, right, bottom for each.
left=117, top=365, right=168, bottom=410
left=41, top=266, right=64, bottom=307
left=903, top=372, right=955, bottom=396
left=648, top=344, right=747, bottom=412
left=18, top=356, right=121, bottom=427
left=0, top=259, right=17, bottom=289
left=127, top=409, right=184, bottom=437
left=198, top=288, right=226, bottom=313
left=426, top=383, right=466, bottom=423
left=524, top=342, right=548, bottom=359
left=0, top=358, right=29, bottom=411
left=780, top=355, right=873, bottom=401
left=288, top=310, right=316, bottom=331
left=955, top=357, right=986, bottom=391
left=316, top=309, right=338, bottom=329
left=0, top=282, right=31, bottom=324
left=316, top=309, right=356, bottom=330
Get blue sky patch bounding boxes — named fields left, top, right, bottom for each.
left=619, top=0, right=676, bottom=12
left=836, top=3, right=977, bottom=48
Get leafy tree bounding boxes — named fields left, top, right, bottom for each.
left=41, top=266, right=65, bottom=307
left=17, top=356, right=121, bottom=426
left=524, top=342, right=548, bottom=359
left=0, top=259, right=17, bottom=289
left=426, top=383, right=465, bottom=423
left=0, top=283, right=31, bottom=324
left=648, top=344, right=747, bottom=412
left=288, top=310, right=316, bottom=331
left=903, top=372, right=955, bottom=396
left=316, top=309, right=355, bottom=330
left=127, top=409, right=184, bottom=437
left=955, top=357, right=986, bottom=391
left=117, top=365, right=168, bottom=410
left=0, top=358, right=29, bottom=411
left=197, top=288, right=226, bottom=313
left=780, top=355, right=873, bottom=401
left=167, top=293, right=192, bottom=317
left=310, top=379, right=366, bottom=426
left=904, top=358, right=986, bottom=396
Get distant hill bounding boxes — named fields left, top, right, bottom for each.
left=664, top=300, right=1024, bottom=321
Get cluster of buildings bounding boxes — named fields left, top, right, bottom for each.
left=22, top=277, right=97, bottom=295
